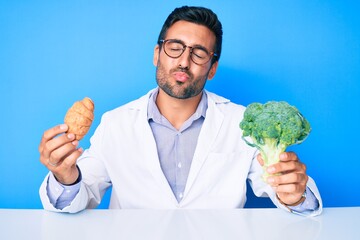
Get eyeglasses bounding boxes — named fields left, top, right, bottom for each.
left=159, top=39, right=217, bottom=65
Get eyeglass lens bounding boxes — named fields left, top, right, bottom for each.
left=163, top=40, right=212, bottom=65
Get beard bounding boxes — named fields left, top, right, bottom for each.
left=155, top=62, right=210, bottom=99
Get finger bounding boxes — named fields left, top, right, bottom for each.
left=43, top=133, right=76, bottom=156
left=39, top=124, right=68, bottom=152
left=61, top=148, right=83, bottom=169
left=274, top=182, right=307, bottom=195
left=47, top=140, right=79, bottom=167
left=279, top=151, right=298, bottom=162
left=41, top=133, right=76, bottom=161
left=267, top=161, right=306, bottom=175
left=257, top=153, right=264, bottom=166
left=51, top=148, right=83, bottom=185
left=267, top=172, right=308, bottom=186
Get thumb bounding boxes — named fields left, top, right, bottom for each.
left=257, top=153, right=264, bottom=166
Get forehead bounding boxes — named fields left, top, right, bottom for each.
left=165, top=20, right=216, bottom=49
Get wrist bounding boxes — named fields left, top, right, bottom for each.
left=277, top=190, right=306, bottom=207
left=54, top=165, right=82, bottom=185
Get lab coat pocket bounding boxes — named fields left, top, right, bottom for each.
left=204, top=152, right=249, bottom=196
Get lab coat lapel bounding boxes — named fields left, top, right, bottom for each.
left=135, top=91, right=179, bottom=204
left=184, top=92, right=225, bottom=197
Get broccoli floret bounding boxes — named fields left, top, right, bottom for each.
left=239, top=101, right=311, bottom=180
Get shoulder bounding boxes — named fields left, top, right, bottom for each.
left=101, top=88, right=155, bottom=122
left=205, top=90, right=246, bottom=116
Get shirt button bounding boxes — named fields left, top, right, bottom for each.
left=179, top=193, right=183, bottom=199
left=177, top=162, right=182, bottom=168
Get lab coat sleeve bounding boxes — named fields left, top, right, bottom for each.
left=39, top=175, right=100, bottom=213
left=39, top=114, right=112, bottom=213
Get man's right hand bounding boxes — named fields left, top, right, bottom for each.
left=39, top=124, right=83, bottom=185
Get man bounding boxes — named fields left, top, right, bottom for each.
left=39, top=6, right=322, bottom=215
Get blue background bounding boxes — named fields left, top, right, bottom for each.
left=1, top=0, right=359, bottom=209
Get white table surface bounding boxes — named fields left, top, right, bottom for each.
left=1, top=207, right=359, bottom=240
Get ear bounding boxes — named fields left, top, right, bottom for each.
left=207, top=61, right=219, bottom=80
left=153, top=45, right=160, bottom=66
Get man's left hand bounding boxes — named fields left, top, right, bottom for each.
left=257, top=152, right=308, bottom=206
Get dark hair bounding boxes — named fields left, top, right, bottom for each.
left=157, top=6, right=223, bottom=63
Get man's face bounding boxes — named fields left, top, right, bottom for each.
left=153, top=20, right=218, bottom=99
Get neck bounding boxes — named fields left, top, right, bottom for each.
left=156, top=88, right=203, bottom=130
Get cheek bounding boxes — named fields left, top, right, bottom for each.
left=156, top=61, right=170, bottom=82
left=159, top=58, right=183, bottom=75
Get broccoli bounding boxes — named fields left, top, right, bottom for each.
left=239, top=101, right=311, bottom=180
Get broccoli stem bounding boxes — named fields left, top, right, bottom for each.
left=258, top=138, right=287, bottom=181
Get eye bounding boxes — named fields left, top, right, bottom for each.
left=166, top=42, right=184, bottom=53
left=170, top=48, right=182, bottom=53
left=192, top=48, right=208, bottom=59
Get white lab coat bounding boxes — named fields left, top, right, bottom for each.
left=40, top=89, right=322, bottom=215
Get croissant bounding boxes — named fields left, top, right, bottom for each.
left=64, top=97, right=94, bottom=140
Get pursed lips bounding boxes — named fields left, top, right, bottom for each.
left=173, top=71, right=190, bottom=82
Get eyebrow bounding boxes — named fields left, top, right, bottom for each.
left=169, top=38, right=210, bottom=52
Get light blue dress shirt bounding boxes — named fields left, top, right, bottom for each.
left=147, top=89, right=207, bottom=202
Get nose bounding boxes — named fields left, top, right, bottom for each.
left=177, top=47, right=192, bottom=69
